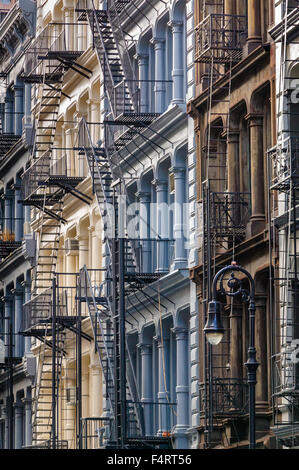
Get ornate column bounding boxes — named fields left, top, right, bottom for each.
left=65, top=376, right=76, bottom=448
left=170, top=21, right=184, bottom=106
left=24, top=83, right=31, bottom=118
left=155, top=334, right=170, bottom=436
left=227, top=132, right=240, bottom=193
left=153, top=179, right=169, bottom=273
left=11, top=288, right=23, bottom=357
left=87, top=98, right=101, bottom=144
left=14, top=85, right=23, bottom=136
left=246, top=113, right=265, bottom=236
left=3, top=192, right=12, bottom=236
left=1, top=407, right=7, bottom=449
left=22, top=393, right=32, bottom=447
left=224, top=0, right=236, bottom=14
left=171, top=167, right=187, bottom=269
left=151, top=38, right=166, bottom=113
left=89, top=361, right=102, bottom=417
left=4, top=93, right=13, bottom=134
left=21, top=280, right=31, bottom=354
left=255, top=294, right=268, bottom=409
left=136, top=54, right=149, bottom=113
left=82, top=371, right=89, bottom=419
left=78, top=236, right=89, bottom=269
left=137, top=191, right=151, bottom=273
left=63, top=125, right=74, bottom=177
left=3, top=295, right=12, bottom=357
left=13, top=400, right=23, bottom=449
left=75, top=110, right=88, bottom=177
left=63, top=8, right=74, bottom=51
left=138, top=342, right=153, bottom=436
left=172, top=327, right=189, bottom=448
left=246, top=0, right=262, bottom=53
left=13, top=183, right=23, bottom=241
left=91, top=225, right=101, bottom=271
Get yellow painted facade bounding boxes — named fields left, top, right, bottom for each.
left=30, top=0, right=104, bottom=449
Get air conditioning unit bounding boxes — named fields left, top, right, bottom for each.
left=65, top=238, right=79, bottom=256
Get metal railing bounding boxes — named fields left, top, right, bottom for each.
left=23, top=439, right=68, bottom=449
left=21, top=151, right=79, bottom=201
left=23, top=274, right=79, bottom=331
left=199, top=378, right=249, bottom=417
left=23, top=22, right=84, bottom=78
left=273, top=351, right=299, bottom=396
left=80, top=417, right=113, bottom=449
left=268, top=137, right=299, bottom=191
left=195, top=14, right=247, bottom=64
left=209, top=191, right=250, bottom=238
left=127, top=238, right=174, bottom=274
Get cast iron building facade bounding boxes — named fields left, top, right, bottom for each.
left=188, top=0, right=280, bottom=449
left=0, top=0, right=36, bottom=449
left=16, top=0, right=197, bottom=450
left=268, top=1, right=299, bottom=448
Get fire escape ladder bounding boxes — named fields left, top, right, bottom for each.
left=31, top=320, right=66, bottom=447
left=268, top=2, right=299, bottom=445
left=195, top=6, right=250, bottom=448
left=83, top=4, right=134, bottom=121
left=79, top=265, right=144, bottom=444
left=77, top=117, right=140, bottom=279
left=80, top=266, right=115, bottom=416
left=78, top=117, right=114, bottom=249
left=33, top=198, right=63, bottom=295
left=106, top=0, right=138, bottom=112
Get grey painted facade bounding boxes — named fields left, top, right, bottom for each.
left=0, top=0, right=36, bottom=449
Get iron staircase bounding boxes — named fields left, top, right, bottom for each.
left=31, top=322, right=66, bottom=447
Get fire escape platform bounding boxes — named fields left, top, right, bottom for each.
left=39, top=51, right=84, bottom=60
left=22, top=73, right=64, bottom=84
left=22, top=176, right=90, bottom=206
left=0, top=133, right=22, bottom=159
left=0, top=240, right=22, bottom=258
left=125, top=436, right=172, bottom=448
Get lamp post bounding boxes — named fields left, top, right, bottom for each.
left=204, top=262, right=259, bottom=449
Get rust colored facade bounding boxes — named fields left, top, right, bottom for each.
left=187, top=0, right=277, bottom=449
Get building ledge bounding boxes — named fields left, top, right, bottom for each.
left=116, top=103, right=187, bottom=172
left=269, top=8, right=299, bottom=42
left=0, top=0, right=36, bottom=72
left=126, top=268, right=190, bottom=319
left=0, top=135, right=27, bottom=173
left=187, top=44, right=270, bottom=116
left=190, top=229, right=269, bottom=283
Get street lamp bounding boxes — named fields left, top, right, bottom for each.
left=204, top=262, right=259, bottom=449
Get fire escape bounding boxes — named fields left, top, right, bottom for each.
left=20, top=22, right=92, bottom=448
left=268, top=2, right=299, bottom=447
left=195, top=3, right=250, bottom=448
left=75, top=0, right=174, bottom=449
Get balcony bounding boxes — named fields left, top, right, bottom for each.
left=199, top=378, right=249, bottom=417
left=195, top=14, right=247, bottom=64
left=21, top=152, right=87, bottom=210
left=23, top=274, right=80, bottom=333
left=125, top=238, right=174, bottom=281
left=273, top=351, right=299, bottom=398
left=268, top=137, right=299, bottom=191
left=208, top=191, right=250, bottom=240
left=0, top=133, right=21, bottom=160
left=79, top=417, right=113, bottom=449
left=0, top=227, right=22, bottom=259
left=22, top=22, right=85, bottom=82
